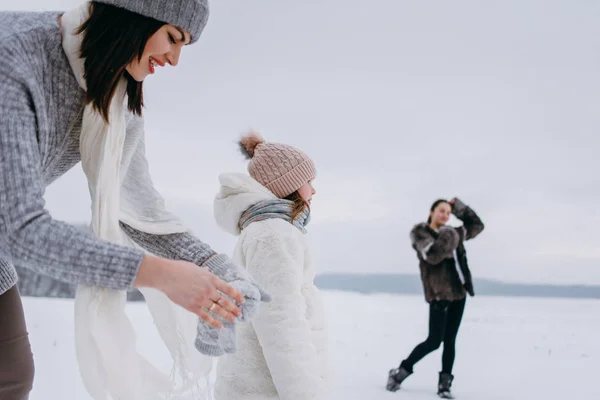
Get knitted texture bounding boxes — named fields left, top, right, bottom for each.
left=239, top=199, right=311, bottom=234
left=239, top=132, right=316, bottom=198
left=95, top=0, right=209, bottom=43
left=195, top=254, right=272, bottom=357
left=0, top=12, right=215, bottom=295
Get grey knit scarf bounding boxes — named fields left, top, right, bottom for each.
left=239, top=199, right=311, bottom=234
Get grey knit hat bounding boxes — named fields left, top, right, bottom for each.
left=239, top=132, right=317, bottom=199
left=95, top=0, right=209, bottom=43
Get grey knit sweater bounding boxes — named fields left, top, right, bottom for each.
left=0, top=11, right=219, bottom=295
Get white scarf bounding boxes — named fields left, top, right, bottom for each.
left=61, top=4, right=213, bottom=399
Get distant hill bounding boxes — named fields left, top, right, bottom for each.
left=13, top=223, right=599, bottom=301
left=14, top=221, right=599, bottom=302
left=17, top=271, right=600, bottom=301
left=315, top=273, right=600, bottom=300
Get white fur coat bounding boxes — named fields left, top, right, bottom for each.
left=213, top=173, right=330, bottom=400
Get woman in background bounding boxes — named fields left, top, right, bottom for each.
left=386, top=198, right=484, bottom=399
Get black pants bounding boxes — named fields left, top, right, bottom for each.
left=0, top=286, right=35, bottom=400
left=401, top=297, right=466, bottom=374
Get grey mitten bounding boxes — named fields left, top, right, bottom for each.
left=195, top=314, right=237, bottom=356
left=194, top=254, right=271, bottom=356
left=204, top=253, right=272, bottom=322
left=217, top=321, right=237, bottom=353
left=194, top=322, right=225, bottom=357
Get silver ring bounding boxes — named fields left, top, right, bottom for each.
left=209, top=302, right=217, bottom=312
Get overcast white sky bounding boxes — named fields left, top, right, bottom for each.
left=3, top=0, right=599, bottom=284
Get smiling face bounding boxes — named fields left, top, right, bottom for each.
left=125, top=24, right=191, bottom=81
left=430, top=201, right=452, bottom=228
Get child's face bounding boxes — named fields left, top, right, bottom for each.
left=298, top=181, right=316, bottom=205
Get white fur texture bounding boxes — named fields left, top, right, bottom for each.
left=214, top=173, right=330, bottom=399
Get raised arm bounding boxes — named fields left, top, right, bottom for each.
left=451, top=198, right=484, bottom=240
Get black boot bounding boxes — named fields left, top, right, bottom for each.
left=386, top=366, right=412, bottom=392
left=437, top=372, right=454, bottom=399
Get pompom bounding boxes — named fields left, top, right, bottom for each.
left=239, top=131, right=265, bottom=159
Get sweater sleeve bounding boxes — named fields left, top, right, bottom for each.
left=120, top=222, right=216, bottom=266
left=243, top=226, right=325, bottom=400
left=0, top=110, right=144, bottom=290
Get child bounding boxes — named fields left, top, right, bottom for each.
left=213, top=132, right=330, bottom=399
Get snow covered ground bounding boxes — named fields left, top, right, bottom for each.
left=24, top=291, right=598, bottom=399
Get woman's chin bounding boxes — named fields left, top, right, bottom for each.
left=125, top=68, right=147, bottom=82
left=130, top=74, right=146, bottom=82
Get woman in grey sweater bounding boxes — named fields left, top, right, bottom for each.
left=386, top=198, right=484, bottom=399
left=0, top=1, right=257, bottom=398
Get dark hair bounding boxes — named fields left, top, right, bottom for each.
left=284, top=190, right=309, bottom=223
left=76, top=2, right=166, bottom=122
left=427, top=199, right=450, bottom=224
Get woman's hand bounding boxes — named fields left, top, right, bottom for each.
left=134, top=255, right=244, bottom=328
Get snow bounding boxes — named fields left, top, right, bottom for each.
left=23, top=291, right=598, bottom=399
